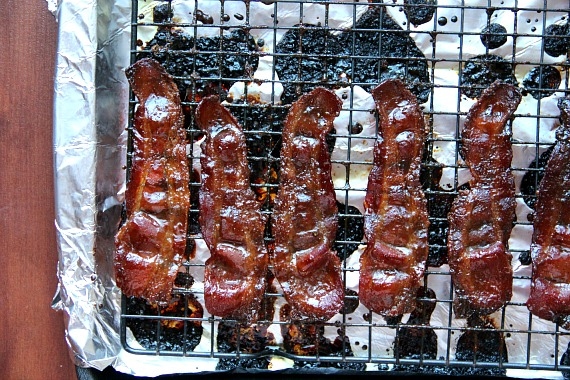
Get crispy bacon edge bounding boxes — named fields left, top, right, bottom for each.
left=271, top=87, right=345, bottom=321
left=447, top=81, right=521, bottom=317
left=358, top=79, right=429, bottom=317
left=527, top=96, right=570, bottom=329
left=114, top=58, right=189, bottom=303
left=195, top=96, right=269, bottom=322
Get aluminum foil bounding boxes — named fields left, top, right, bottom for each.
left=51, top=0, right=129, bottom=370
left=51, top=0, right=570, bottom=377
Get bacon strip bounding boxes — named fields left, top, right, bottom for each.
left=359, top=79, right=429, bottom=316
left=115, top=58, right=189, bottom=303
left=272, top=87, right=344, bottom=320
left=527, top=96, right=570, bottom=329
left=447, top=81, right=521, bottom=317
left=196, top=96, right=269, bottom=322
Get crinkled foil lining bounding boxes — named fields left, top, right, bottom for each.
left=51, top=0, right=570, bottom=378
left=51, top=0, right=129, bottom=370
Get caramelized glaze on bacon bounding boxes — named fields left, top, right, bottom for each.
left=527, top=96, right=570, bottom=329
left=196, top=96, right=269, bottom=322
left=448, top=81, right=521, bottom=317
left=272, top=87, right=344, bottom=320
left=115, top=58, right=189, bottom=303
left=359, top=79, right=429, bottom=316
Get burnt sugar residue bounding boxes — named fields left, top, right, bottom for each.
left=125, top=294, right=203, bottom=352
left=139, top=5, right=258, bottom=103
left=403, top=0, right=436, bottom=27
left=420, top=152, right=465, bottom=267
left=194, top=9, right=214, bottom=25
left=522, top=65, right=561, bottom=100
left=519, top=146, right=554, bottom=266
left=216, top=272, right=277, bottom=370
left=337, top=6, right=430, bottom=103
left=153, top=3, right=173, bottom=24
left=228, top=103, right=287, bottom=208
left=334, top=201, right=364, bottom=260
left=520, top=146, right=554, bottom=210
left=280, top=304, right=365, bottom=371
left=275, top=6, right=430, bottom=105
left=460, top=54, right=518, bottom=99
left=343, top=288, right=360, bottom=315
left=274, top=25, right=343, bottom=105
left=174, top=270, right=194, bottom=288
left=450, top=315, right=508, bottom=377
left=480, top=23, right=508, bottom=49
left=216, top=322, right=276, bottom=370
left=544, top=22, right=570, bottom=57
left=215, top=321, right=276, bottom=370
left=393, top=287, right=441, bottom=374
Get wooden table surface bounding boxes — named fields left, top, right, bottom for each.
left=1, top=0, right=78, bottom=378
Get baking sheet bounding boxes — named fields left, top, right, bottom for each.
left=51, top=0, right=570, bottom=377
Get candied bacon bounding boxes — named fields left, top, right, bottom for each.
left=195, top=96, right=269, bottom=322
left=358, top=79, right=429, bottom=317
left=115, top=58, right=189, bottom=303
left=527, top=96, right=570, bottom=329
left=447, top=81, right=521, bottom=317
left=272, top=87, right=344, bottom=320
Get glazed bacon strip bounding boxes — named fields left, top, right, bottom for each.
left=527, top=96, right=570, bottom=329
left=196, top=96, right=269, bottom=322
left=115, top=58, right=190, bottom=303
left=448, top=81, right=521, bottom=317
left=272, top=87, right=344, bottom=320
left=359, top=79, right=429, bottom=316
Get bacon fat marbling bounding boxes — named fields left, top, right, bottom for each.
left=527, top=96, right=570, bottom=329
left=447, top=81, right=521, bottom=317
left=359, top=79, right=429, bottom=316
left=196, top=96, right=269, bottom=322
left=272, top=87, right=344, bottom=320
left=115, top=58, right=189, bottom=303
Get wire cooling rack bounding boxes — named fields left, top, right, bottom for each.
left=121, top=0, right=570, bottom=376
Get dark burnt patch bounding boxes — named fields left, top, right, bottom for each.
left=480, top=23, right=508, bottom=49
left=404, top=0, right=437, bottom=27
left=544, top=22, right=570, bottom=58
left=393, top=287, right=440, bottom=374
left=195, top=9, right=214, bottom=25
left=450, top=315, right=508, bottom=377
left=520, top=146, right=553, bottom=210
left=335, top=201, right=364, bottom=260
left=274, top=6, right=430, bottom=105
left=279, top=304, right=365, bottom=370
left=125, top=294, right=203, bottom=352
left=215, top=272, right=277, bottom=370
left=522, top=65, right=561, bottom=100
left=139, top=23, right=259, bottom=104
left=275, top=25, right=343, bottom=105
left=337, top=6, right=430, bottom=103
left=460, top=54, right=518, bottom=99
left=421, top=152, right=466, bottom=267
left=343, top=288, right=360, bottom=315
left=327, top=333, right=367, bottom=371
left=153, top=3, right=173, bottom=24
left=228, top=103, right=287, bottom=207
left=216, top=322, right=276, bottom=370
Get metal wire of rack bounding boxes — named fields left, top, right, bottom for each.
left=121, top=0, right=570, bottom=376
